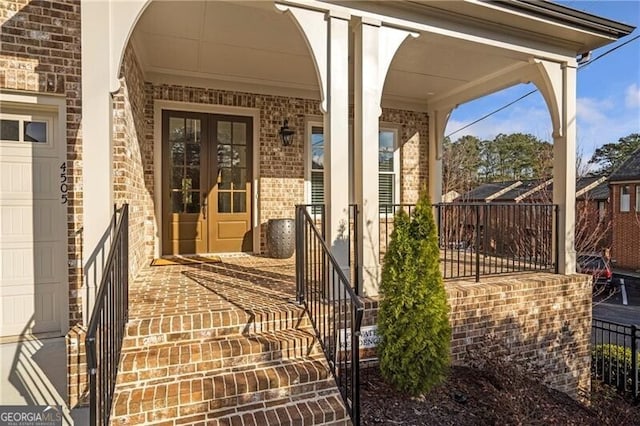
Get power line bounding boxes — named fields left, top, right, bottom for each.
left=445, top=34, right=640, bottom=139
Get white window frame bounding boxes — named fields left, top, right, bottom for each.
left=304, top=120, right=400, bottom=213
left=0, top=112, right=52, bottom=147
left=636, top=185, right=640, bottom=212
left=621, top=185, right=631, bottom=212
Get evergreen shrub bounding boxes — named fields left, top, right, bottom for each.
left=378, top=192, right=452, bottom=395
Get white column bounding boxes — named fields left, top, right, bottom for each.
left=428, top=109, right=451, bottom=204
left=324, top=11, right=351, bottom=276
left=354, top=19, right=415, bottom=295
left=553, top=63, right=577, bottom=275
left=81, top=1, right=115, bottom=323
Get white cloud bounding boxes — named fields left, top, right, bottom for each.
left=625, top=83, right=640, bottom=108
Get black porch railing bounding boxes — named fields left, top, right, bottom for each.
left=381, top=203, right=558, bottom=282
left=295, top=205, right=364, bottom=425
left=592, top=318, right=639, bottom=399
left=86, top=204, right=129, bottom=425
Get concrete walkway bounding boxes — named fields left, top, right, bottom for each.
left=0, top=336, right=88, bottom=425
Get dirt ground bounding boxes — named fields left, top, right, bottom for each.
left=360, top=365, right=640, bottom=426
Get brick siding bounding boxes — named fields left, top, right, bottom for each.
left=0, top=0, right=83, bottom=327
left=112, top=44, right=155, bottom=276
left=610, top=182, right=640, bottom=270
left=360, top=273, right=593, bottom=399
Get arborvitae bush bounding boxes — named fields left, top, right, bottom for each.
left=378, top=192, right=452, bottom=395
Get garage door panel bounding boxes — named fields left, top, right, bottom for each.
left=1, top=109, right=66, bottom=338
left=0, top=157, right=59, bottom=199
left=0, top=161, right=32, bottom=196
left=0, top=282, right=59, bottom=335
left=0, top=243, right=60, bottom=283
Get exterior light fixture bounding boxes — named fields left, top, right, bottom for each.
left=279, top=119, right=295, bottom=146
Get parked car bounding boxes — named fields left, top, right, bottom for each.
left=577, top=254, right=613, bottom=286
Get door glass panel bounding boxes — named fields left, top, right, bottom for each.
left=186, top=118, right=201, bottom=143
left=0, top=119, right=19, bottom=141
left=218, top=121, right=231, bottom=144
left=218, top=192, right=231, bottom=213
left=219, top=167, right=232, bottom=190
left=218, top=144, right=231, bottom=167
left=233, top=122, right=246, bottom=145
left=171, top=142, right=185, bottom=166
left=171, top=167, right=185, bottom=189
left=169, top=117, right=184, bottom=142
left=232, top=168, right=246, bottom=189
left=24, top=121, right=47, bottom=143
left=185, top=191, right=200, bottom=213
left=185, top=143, right=200, bottom=167
left=233, top=146, right=246, bottom=167
left=233, top=192, right=246, bottom=213
left=185, top=167, right=200, bottom=190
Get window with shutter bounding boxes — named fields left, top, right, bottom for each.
left=307, top=124, right=398, bottom=213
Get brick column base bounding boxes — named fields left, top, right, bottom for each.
left=66, top=324, right=88, bottom=408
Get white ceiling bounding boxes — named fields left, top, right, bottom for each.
left=131, top=1, right=534, bottom=109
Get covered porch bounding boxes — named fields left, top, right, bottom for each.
left=78, top=0, right=627, bottom=299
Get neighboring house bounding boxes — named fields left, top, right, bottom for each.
left=609, top=148, right=640, bottom=271
left=0, top=0, right=634, bottom=414
left=457, top=176, right=611, bottom=254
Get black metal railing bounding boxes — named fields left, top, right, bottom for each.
left=86, top=204, right=129, bottom=425
left=296, top=205, right=364, bottom=425
left=380, top=203, right=558, bottom=282
left=592, top=318, right=639, bottom=399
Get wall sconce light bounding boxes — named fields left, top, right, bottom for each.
left=279, top=119, right=295, bottom=146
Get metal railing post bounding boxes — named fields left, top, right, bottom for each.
left=554, top=205, right=560, bottom=274
left=632, top=324, right=638, bottom=399
left=295, top=206, right=305, bottom=304
left=475, top=205, right=481, bottom=283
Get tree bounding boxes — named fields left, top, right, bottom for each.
left=378, top=192, right=451, bottom=396
left=443, top=135, right=481, bottom=194
left=587, top=133, right=640, bottom=177
left=479, top=133, right=552, bottom=181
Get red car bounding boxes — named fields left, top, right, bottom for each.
left=577, top=254, right=613, bottom=286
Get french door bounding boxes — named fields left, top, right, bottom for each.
left=162, top=110, right=252, bottom=254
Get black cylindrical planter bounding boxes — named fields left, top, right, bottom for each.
left=267, top=218, right=295, bottom=259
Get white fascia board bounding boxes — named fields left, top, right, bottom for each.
left=282, top=0, right=578, bottom=62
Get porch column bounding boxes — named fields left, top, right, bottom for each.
left=354, top=18, right=416, bottom=295
left=324, top=11, right=351, bottom=276
left=553, top=63, right=578, bottom=275
left=428, top=109, right=451, bottom=204
left=81, top=3, right=114, bottom=284
left=275, top=4, right=351, bottom=279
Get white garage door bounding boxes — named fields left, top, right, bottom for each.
left=0, top=110, right=67, bottom=338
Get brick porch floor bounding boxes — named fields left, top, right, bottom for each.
left=111, top=255, right=350, bottom=425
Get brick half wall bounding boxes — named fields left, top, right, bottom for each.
left=360, top=273, right=592, bottom=399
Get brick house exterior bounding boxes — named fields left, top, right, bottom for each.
left=609, top=148, right=640, bottom=271
left=0, top=0, right=634, bottom=414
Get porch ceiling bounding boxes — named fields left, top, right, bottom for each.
left=129, top=1, right=567, bottom=110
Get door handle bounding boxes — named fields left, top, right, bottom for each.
left=202, top=195, right=207, bottom=219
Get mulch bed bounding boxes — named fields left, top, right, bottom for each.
left=360, top=365, right=640, bottom=426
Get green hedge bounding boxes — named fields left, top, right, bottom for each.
left=592, top=344, right=639, bottom=391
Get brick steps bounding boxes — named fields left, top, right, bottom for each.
left=123, top=305, right=312, bottom=350
left=116, top=329, right=323, bottom=388
left=110, top=359, right=339, bottom=423
left=112, top=261, right=350, bottom=425
left=209, top=393, right=351, bottom=426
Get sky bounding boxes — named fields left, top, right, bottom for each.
left=445, top=0, right=640, bottom=164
